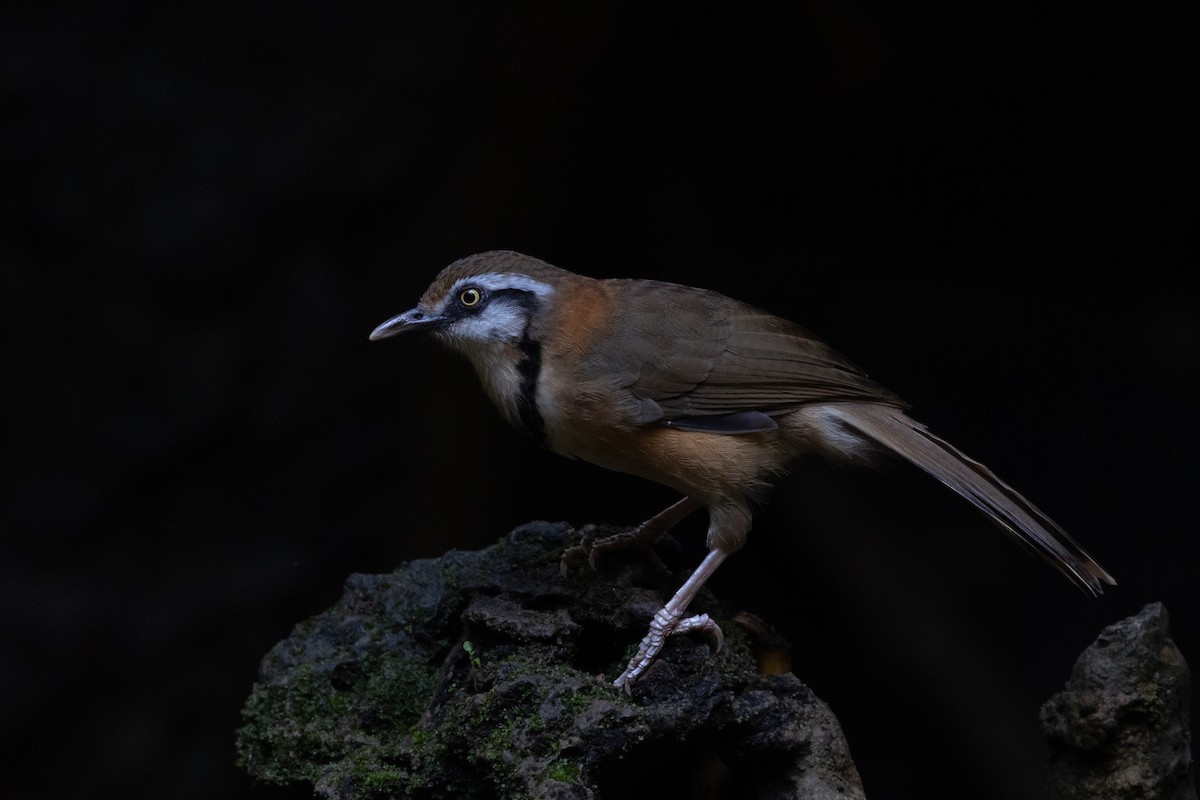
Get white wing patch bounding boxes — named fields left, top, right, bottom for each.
left=448, top=302, right=529, bottom=343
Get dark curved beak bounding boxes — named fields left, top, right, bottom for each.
left=368, top=308, right=444, bottom=341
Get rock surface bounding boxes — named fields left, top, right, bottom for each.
left=1041, top=602, right=1196, bottom=800
left=236, top=521, right=866, bottom=799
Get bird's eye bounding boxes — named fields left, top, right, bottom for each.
left=459, top=287, right=482, bottom=307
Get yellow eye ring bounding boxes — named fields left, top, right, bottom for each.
left=459, top=287, right=482, bottom=307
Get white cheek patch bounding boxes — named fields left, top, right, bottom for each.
left=450, top=301, right=529, bottom=343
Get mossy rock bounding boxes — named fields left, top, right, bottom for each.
left=236, top=522, right=863, bottom=799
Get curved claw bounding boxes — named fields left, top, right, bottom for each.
left=612, top=608, right=725, bottom=688
left=675, top=612, right=724, bottom=653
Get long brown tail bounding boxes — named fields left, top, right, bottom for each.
left=831, top=403, right=1115, bottom=595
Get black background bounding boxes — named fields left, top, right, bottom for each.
left=2, top=4, right=1194, bottom=799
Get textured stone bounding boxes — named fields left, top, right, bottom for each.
left=1042, top=602, right=1196, bottom=800
left=236, top=521, right=866, bottom=799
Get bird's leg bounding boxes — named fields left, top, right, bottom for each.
left=560, top=496, right=702, bottom=575
left=613, top=547, right=730, bottom=689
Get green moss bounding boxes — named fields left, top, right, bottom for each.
left=237, top=524, right=771, bottom=799
left=235, top=656, right=437, bottom=787
left=364, top=658, right=439, bottom=733
left=543, top=758, right=581, bottom=784
left=711, top=620, right=763, bottom=687
left=1137, top=685, right=1168, bottom=718
left=360, top=766, right=407, bottom=792
left=322, top=751, right=411, bottom=797
left=563, top=687, right=598, bottom=716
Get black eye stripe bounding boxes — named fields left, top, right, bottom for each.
left=489, top=287, right=538, bottom=305
left=444, top=285, right=542, bottom=322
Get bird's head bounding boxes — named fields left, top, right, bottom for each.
left=370, top=251, right=567, bottom=351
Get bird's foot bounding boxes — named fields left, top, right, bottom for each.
left=612, top=605, right=724, bottom=690
left=560, top=497, right=701, bottom=578
left=559, top=523, right=670, bottom=577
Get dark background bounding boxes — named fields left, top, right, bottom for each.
left=2, top=3, right=1194, bottom=799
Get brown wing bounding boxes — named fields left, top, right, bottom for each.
left=591, top=279, right=905, bottom=427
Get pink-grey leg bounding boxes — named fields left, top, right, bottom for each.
left=613, top=547, right=730, bottom=688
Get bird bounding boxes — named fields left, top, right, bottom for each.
left=369, top=250, right=1115, bottom=688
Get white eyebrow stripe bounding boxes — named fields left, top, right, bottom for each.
left=451, top=273, right=555, bottom=298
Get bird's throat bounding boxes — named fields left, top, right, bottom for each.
left=460, top=338, right=546, bottom=446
